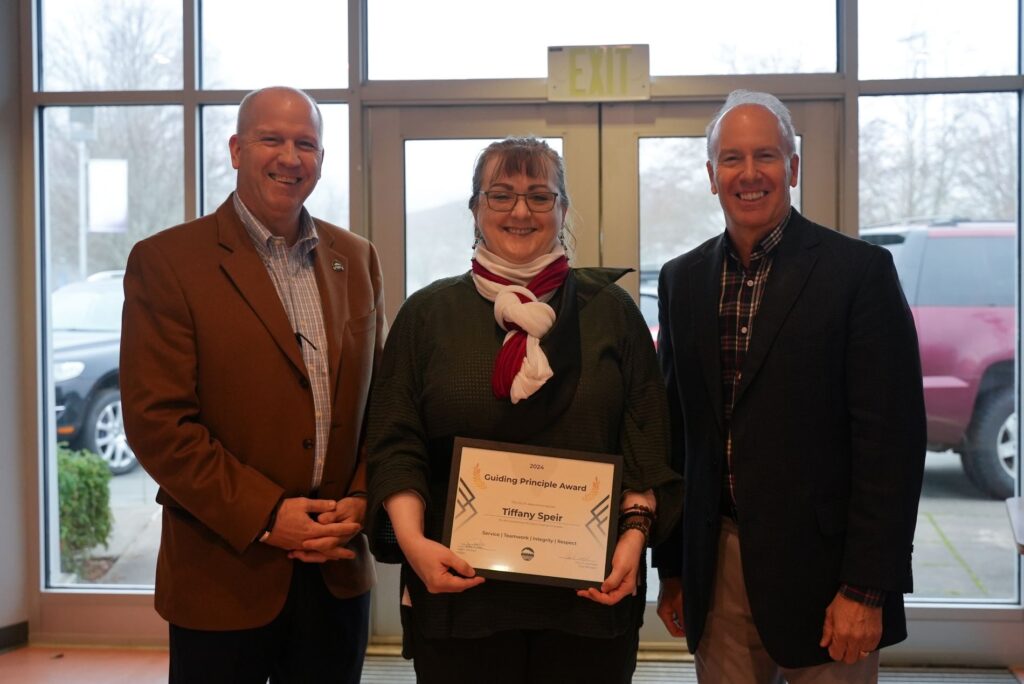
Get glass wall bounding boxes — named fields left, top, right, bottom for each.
left=860, top=93, right=1019, bottom=602
left=23, top=0, right=1023, bottom=659
left=856, top=1, right=1021, bottom=606
left=41, top=0, right=183, bottom=91
left=42, top=104, right=183, bottom=585
left=859, top=0, right=1017, bottom=79
left=37, top=0, right=352, bottom=586
left=200, top=0, right=348, bottom=89
left=368, top=0, right=836, bottom=79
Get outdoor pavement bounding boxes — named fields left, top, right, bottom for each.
left=77, top=464, right=160, bottom=587
left=79, top=451, right=1020, bottom=601
left=913, top=451, right=1017, bottom=600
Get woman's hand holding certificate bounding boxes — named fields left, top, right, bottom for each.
left=402, top=535, right=486, bottom=594
left=577, top=489, right=657, bottom=605
left=385, top=490, right=486, bottom=594
left=576, top=527, right=646, bottom=605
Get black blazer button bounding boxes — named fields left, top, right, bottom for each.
left=299, top=377, right=310, bottom=389
left=302, top=438, right=314, bottom=449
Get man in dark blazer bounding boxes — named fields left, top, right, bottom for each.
left=652, top=89, right=926, bottom=682
left=121, top=87, right=385, bottom=683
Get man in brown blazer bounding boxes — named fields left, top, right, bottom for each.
left=121, top=86, right=385, bottom=683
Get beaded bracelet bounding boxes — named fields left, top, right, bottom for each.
left=620, top=504, right=657, bottom=521
left=619, top=518, right=652, bottom=546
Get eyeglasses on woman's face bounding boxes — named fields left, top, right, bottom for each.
left=480, top=190, right=559, bottom=213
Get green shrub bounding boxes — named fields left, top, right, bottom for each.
left=57, top=444, right=112, bottom=573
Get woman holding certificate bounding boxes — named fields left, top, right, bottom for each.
left=366, top=137, right=682, bottom=683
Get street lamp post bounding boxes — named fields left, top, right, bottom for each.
left=69, top=107, right=96, bottom=280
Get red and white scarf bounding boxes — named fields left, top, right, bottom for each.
left=471, top=245, right=570, bottom=403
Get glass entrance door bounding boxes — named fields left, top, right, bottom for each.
left=366, top=104, right=600, bottom=640
left=363, top=99, right=840, bottom=645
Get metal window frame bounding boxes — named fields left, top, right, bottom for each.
left=15, top=0, right=1024, bottom=664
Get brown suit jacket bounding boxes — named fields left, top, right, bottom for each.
left=121, top=198, right=384, bottom=630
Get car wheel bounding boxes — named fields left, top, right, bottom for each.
left=961, top=387, right=1016, bottom=500
left=81, top=388, right=138, bottom=475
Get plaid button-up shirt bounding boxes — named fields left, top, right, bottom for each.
left=235, top=193, right=331, bottom=491
left=718, top=209, right=882, bottom=608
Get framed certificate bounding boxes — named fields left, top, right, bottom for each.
left=442, top=437, right=622, bottom=589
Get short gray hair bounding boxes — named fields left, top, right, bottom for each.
left=705, top=89, right=796, bottom=163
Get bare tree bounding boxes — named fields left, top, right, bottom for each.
left=43, top=0, right=183, bottom=287
left=860, top=92, right=1017, bottom=228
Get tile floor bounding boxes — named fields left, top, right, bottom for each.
left=0, top=646, right=1021, bottom=683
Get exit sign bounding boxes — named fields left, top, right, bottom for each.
left=547, top=44, right=650, bottom=102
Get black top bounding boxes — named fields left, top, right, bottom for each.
left=367, top=268, right=683, bottom=639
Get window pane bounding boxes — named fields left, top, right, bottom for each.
left=42, top=105, right=183, bottom=587
left=404, top=139, right=562, bottom=297
left=638, top=136, right=802, bottom=290
left=201, top=0, right=347, bottom=89
left=202, top=104, right=350, bottom=227
left=859, top=0, right=1018, bottom=79
left=860, top=94, right=1018, bottom=227
left=917, top=234, right=1015, bottom=307
left=41, top=0, right=182, bottom=91
left=860, top=93, right=1019, bottom=602
left=369, top=1, right=835, bottom=80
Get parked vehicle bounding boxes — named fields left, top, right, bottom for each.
left=862, top=220, right=1016, bottom=499
left=52, top=271, right=136, bottom=474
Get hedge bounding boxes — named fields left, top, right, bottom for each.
left=58, top=444, right=112, bottom=573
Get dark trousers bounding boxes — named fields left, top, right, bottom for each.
left=409, top=624, right=641, bottom=684
left=168, top=562, right=370, bottom=684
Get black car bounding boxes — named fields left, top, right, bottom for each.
left=52, top=270, right=136, bottom=474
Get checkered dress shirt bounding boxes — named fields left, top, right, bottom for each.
left=718, top=209, right=882, bottom=608
left=234, top=193, right=332, bottom=491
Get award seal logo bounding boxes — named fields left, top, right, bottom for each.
left=521, top=547, right=535, bottom=561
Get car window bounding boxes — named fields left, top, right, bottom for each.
left=918, top=235, right=1014, bottom=307
left=52, top=283, right=124, bottom=332
left=861, top=233, right=914, bottom=298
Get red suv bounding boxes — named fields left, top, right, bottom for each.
left=862, top=221, right=1016, bottom=499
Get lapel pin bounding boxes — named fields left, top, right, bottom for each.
left=332, top=260, right=344, bottom=272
